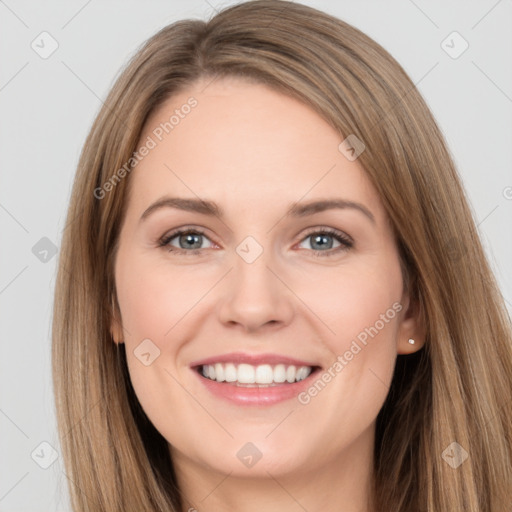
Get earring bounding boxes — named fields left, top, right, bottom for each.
left=408, top=338, right=415, bottom=345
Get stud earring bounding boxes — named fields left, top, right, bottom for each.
left=408, top=338, right=415, bottom=345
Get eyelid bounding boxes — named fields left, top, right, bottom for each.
left=293, top=226, right=353, bottom=256
left=298, top=225, right=353, bottom=245
left=158, top=226, right=214, bottom=249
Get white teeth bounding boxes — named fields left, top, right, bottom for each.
left=200, top=363, right=313, bottom=385
left=224, top=363, right=237, bottom=382
left=255, top=364, right=273, bottom=384
left=238, top=363, right=255, bottom=384
left=273, top=364, right=286, bottom=383
left=214, top=363, right=225, bottom=382
left=296, top=366, right=310, bottom=381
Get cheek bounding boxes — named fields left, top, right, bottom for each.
left=115, top=254, right=209, bottom=340
left=114, top=254, right=213, bottom=427
left=323, top=288, right=400, bottom=394
left=296, top=279, right=401, bottom=446
left=308, top=260, right=403, bottom=346
left=115, top=256, right=199, bottom=441
left=306, top=257, right=403, bottom=398
left=334, top=281, right=400, bottom=345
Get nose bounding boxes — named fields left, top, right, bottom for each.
left=217, top=248, right=295, bottom=333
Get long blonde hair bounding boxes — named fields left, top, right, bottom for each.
left=52, top=1, right=512, bottom=510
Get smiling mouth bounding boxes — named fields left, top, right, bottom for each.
left=195, top=363, right=322, bottom=387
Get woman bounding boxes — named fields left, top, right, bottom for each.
left=52, top=1, right=512, bottom=510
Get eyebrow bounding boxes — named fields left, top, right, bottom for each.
left=139, top=196, right=375, bottom=225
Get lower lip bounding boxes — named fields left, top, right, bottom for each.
left=193, top=368, right=320, bottom=406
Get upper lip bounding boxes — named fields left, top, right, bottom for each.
left=190, top=352, right=321, bottom=368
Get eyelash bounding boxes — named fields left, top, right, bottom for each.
left=158, top=226, right=353, bottom=257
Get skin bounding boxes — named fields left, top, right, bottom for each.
left=111, top=76, right=425, bottom=512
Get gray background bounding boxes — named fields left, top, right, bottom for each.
left=1, top=1, right=511, bottom=510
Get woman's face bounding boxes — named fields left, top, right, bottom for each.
left=112, top=76, right=422, bottom=483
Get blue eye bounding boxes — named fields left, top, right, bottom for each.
left=297, top=228, right=353, bottom=256
left=158, top=227, right=353, bottom=256
left=159, top=228, right=212, bottom=254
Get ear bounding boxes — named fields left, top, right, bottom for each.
left=110, top=296, right=125, bottom=345
left=396, top=290, right=426, bottom=355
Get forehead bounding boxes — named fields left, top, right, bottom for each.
left=126, top=77, right=383, bottom=222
